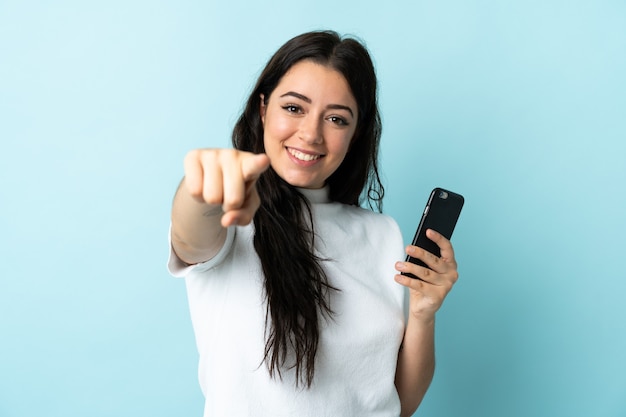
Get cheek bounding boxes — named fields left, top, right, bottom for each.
left=330, top=131, right=355, bottom=157
left=265, top=114, right=295, bottom=140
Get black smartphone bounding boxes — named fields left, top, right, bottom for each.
left=402, top=187, right=465, bottom=279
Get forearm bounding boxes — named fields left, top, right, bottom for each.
left=395, top=317, right=436, bottom=417
left=170, top=178, right=227, bottom=265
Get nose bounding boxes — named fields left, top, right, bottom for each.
left=298, top=115, right=323, bottom=144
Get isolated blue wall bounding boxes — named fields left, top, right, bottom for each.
left=1, top=1, right=625, bottom=416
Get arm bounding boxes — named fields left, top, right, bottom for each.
left=170, top=149, right=270, bottom=265
left=393, top=229, right=459, bottom=417
left=394, top=317, right=435, bottom=417
left=171, top=177, right=227, bottom=264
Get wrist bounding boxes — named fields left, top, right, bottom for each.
left=407, top=313, right=436, bottom=329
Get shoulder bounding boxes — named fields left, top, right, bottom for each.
left=312, top=201, right=403, bottom=244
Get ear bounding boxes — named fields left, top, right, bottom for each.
left=259, top=94, right=266, bottom=125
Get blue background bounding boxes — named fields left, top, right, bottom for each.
left=1, top=1, right=625, bottom=416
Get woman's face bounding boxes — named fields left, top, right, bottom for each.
left=260, top=60, right=358, bottom=189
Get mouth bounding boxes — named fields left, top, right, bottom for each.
left=287, top=147, right=323, bottom=162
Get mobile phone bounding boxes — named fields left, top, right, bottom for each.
left=402, top=187, right=464, bottom=279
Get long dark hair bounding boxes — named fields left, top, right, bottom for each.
left=232, top=30, right=384, bottom=387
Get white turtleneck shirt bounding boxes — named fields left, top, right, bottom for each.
left=168, top=187, right=406, bottom=417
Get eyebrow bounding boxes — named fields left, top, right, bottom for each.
left=279, top=91, right=355, bottom=117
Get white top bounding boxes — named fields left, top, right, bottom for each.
left=169, top=187, right=407, bottom=417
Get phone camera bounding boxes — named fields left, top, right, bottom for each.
left=438, top=190, right=449, bottom=199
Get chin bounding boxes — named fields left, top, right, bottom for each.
left=285, top=177, right=323, bottom=189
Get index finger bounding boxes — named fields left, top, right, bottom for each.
left=241, top=153, right=271, bottom=182
left=426, top=229, right=456, bottom=262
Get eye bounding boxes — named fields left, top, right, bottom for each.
left=328, top=115, right=349, bottom=126
left=282, top=104, right=302, bottom=114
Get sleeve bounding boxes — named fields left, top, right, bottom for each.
left=167, top=225, right=236, bottom=277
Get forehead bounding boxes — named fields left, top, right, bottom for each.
left=272, top=60, right=356, bottom=106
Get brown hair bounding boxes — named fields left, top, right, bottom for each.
left=232, top=30, right=384, bottom=387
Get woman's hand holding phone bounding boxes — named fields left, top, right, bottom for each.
left=394, top=229, right=459, bottom=322
left=394, top=187, right=464, bottom=321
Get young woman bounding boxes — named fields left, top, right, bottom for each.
left=169, top=30, right=459, bottom=417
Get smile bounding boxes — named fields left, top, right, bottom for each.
left=287, top=148, right=322, bottom=162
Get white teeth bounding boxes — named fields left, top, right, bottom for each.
left=288, top=149, right=321, bottom=161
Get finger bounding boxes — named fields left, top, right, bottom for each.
left=394, top=272, right=428, bottom=291
left=241, top=153, right=271, bottom=182
left=221, top=185, right=261, bottom=227
left=220, top=210, right=239, bottom=228
left=222, top=153, right=269, bottom=212
left=184, top=150, right=224, bottom=205
left=183, top=150, right=204, bottom=196
left=396, top=260, right=442, bottom=285
left=197, top=153, right=225, bottom=206
left=406, top=245, right=446, bottom=274
left=220, top=152, right=247, bottom=212
left=426, top=229, right=457, bottom=264
left=421, top=231, right=460, bottom=284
